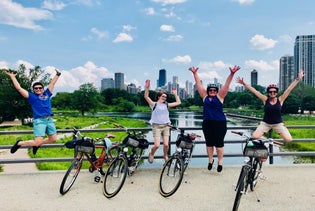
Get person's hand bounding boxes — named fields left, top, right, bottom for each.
left=236, top=76, right=245, bottom=85
left=298, top=69, right=304, bottom=80
left=4, top=70, right=16, bottom=77
left=145, top=79, right=150, bottom=89
left=188, top=66, right=199, bottom=74
left=171, top=88, right=177, bottom=95
left=229, top=65, right=241, bottom=74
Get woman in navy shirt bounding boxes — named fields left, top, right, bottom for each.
left=189, top=65, right=240, bottom=172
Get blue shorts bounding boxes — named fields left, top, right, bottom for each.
left=33, top=117, right=57, bottom=137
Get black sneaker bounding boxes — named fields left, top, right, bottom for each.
left=11, top=140, right=22, bottom=154
left=208, top=159, right=214, bottom=171
left=32, top=146, right=40, bottom=155
left=217, top=165, right=223, bottom=173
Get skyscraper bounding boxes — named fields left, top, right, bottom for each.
left=279, top=55, right=294, bottom=91
left=251, top=69, right=258, bottom=86
left=158, top=69, right=166, bottom=88
left=294, top=35, right=315, bottom=87
left=101, top=78, right=115, bottom=91
left=115, top=72, right=124, bottom=89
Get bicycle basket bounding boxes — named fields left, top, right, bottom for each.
left=176, top=134, right=193, bottom=149
left=75, top=138, right=95, bottom=154
left=243, top=141, right=268, bottom=158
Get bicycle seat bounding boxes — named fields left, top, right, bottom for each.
left=106, top=134, right=116, bottom=138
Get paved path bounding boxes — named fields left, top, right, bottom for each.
left=0, top=164, right=314, bottom=211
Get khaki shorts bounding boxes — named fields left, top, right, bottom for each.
left=256, top=121, right=290, bottom=136
left=152, top=124, right=170, bottom=137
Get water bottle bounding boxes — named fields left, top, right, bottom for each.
left=247, top=140, right=254, bottom=147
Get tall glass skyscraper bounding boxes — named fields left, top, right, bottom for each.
left=158, top=69, right=166, bottom=88
left=250, top=69, right=258, bottom=86
left=279, top=55, right=294, bottom=91
left=115, top=72, right=124, bottom=89
left=294, top=35, right=315, bottom=87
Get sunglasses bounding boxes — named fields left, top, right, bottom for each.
left=161, top=95, right=167, bottom=98
left=208, top=89, right=217, bottom=92
left=268, top=90, right=277, bottom=94
left=33, top=87, right=43, bottom=90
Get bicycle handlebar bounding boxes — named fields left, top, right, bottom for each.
left=231, top=130, right=283, bottom=146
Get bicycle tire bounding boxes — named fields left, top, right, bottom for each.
left=159, top=156, right=184, bottom=197
left=59, top=155, right=83, bottom=195
left=103, top=155, right=128, bottom=198
left=250, top=159, right=263, bottom=191
left=232, top=166, right=249, bottom=211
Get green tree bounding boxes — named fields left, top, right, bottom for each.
left=72, top=83, right=99, bottom=116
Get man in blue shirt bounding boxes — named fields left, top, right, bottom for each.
left=5, top=69, right=61, bottom=155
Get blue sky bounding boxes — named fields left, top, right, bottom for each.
left=0, top=0, right=314, bottom=94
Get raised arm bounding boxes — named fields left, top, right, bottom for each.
left=168, top=88, right=181, bottom=108
left=236, top=76, right=267, bottom=102
left=189, top=67, right=207, bottom=99
left=218, top=65, right=241, bottom=100
left=48, top=69, right=61, bottom=93
left=144, top=80, right=154, bottom=106
left=5, top=71, right=29, bottom=98
left=279, top=69, right=304, bottom=104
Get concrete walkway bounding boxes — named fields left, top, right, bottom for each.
left=0, top=164, right=314, bottom=211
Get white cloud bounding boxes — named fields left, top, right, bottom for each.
left=151, top=0, right=187, bottom=6
left=42, top=0, right=66, bottom=11
left=233, top=0, right=255, bottom=5
left=91, top=27, right=108, bottom=39
left=244, top=59, right=277, bottom=71
left=164, top=35, right=183, bottom=41
left=160, top=24, right=175, bottom=32
left=250, top=34, right=278, bottom=50
left=0, top=0, right=53, bottom=30
left=112, top=33, right=133, bottom=43
left=163, top=55, right=191, bottom=63
left=123, top=25, right=136, bottom=32
left=144, top=7, right=155, bottom=15
left=0, top=61, right=8, bottom=69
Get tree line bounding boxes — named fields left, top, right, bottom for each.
left=1, top=65, right=315, bottom=124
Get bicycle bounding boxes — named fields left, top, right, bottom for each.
left=59, top=128, right=118, bottom=195
left=159, top=125, right=200, bottom=197
left=103, top=123, right=149, bottom=198
left=231, top=130, right=282, bottom=211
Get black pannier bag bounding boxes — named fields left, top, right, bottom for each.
left=176, top=134, right=193, bottom=149
left=243, top=140, right=268, bottom=159
left=75, top=137, right=95, bottom=154
left=123, top=135, right=149, bottom=149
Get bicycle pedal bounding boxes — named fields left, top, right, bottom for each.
left=94, top=176, right=101, bottom=183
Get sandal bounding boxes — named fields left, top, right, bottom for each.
left=148, top=152, right=154, bottom=164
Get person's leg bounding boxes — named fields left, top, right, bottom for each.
left=162, top=135, right=169, bottom=161
left=275, top=123, right=292, bottom=142
left=252, top=121, right=269, bottom=139
left=206, top=146, right=214, bottom=163
left=148, top=124, right=161, bottom=163
left=216, top=147, right=224, bottom=165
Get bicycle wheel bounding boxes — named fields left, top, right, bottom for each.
left=250, top=159, right=263, bottom=191
left=59, top=155, right=83, bottom=195
left=232, top=166, right=249, bottom=211
left=159, top=156, right=184, bottom=197
left=103, top=155, right=128, bottom=198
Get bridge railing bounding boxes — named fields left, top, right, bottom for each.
left=1, top=125, right=315, bottom=165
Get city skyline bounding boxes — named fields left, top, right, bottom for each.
left=0, top=0, right=315, bottom=94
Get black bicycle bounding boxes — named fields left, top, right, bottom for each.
left=103, top=123, right=149, bottom=198
left=159, top=125, right=200, bottom=197
left=231, top=130, right=282, bottom=211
